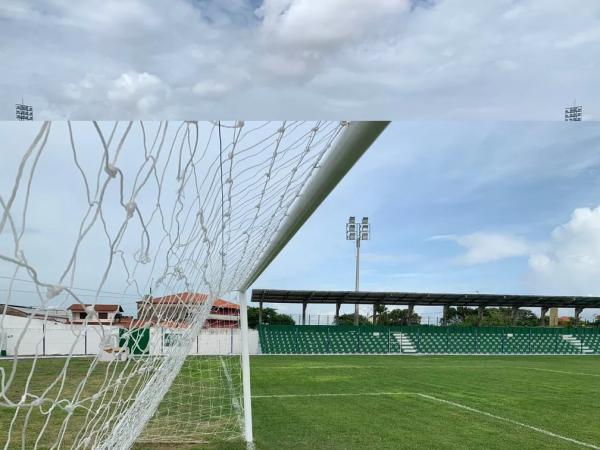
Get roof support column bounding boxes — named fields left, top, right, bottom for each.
left=335, top=302, right=341, bottom=324
left=407, top=304, right=414, bottom=325
left=549, top=307, right=558, bottom=327
left=575, top=307, right=584, bottom=326
left=539, top=306, right=548, bottom=327
left=302, top=301, right=307, bottom=325
left=511, top=306, right=519, bottom=326
left=442, top=304, right=449, bottom=326
left=478, top=305, right=484, bottom=325
left=258, top=301, right=263, bottom=326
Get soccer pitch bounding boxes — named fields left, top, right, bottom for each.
left=249, top=356, right=600, bottom=450
left=1, top=355, right=599, bottom=449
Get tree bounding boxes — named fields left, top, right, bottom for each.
left=514, top=309, right=539, bottom=327
left=335, top=313, right=370, bottom=325
left=446, top=307, right=476, bottom=325
left=247, top=307, right=295, bottom=329
left=445, top=307, right=541, bottom=327
left=379, top=308, right=421, bottom=325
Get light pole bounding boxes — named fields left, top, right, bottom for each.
left=346, top=216, right=370, bottom=325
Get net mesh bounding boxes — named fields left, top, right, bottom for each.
left=0, top=121, right=347, bottom=449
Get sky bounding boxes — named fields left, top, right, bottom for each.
left=253, top=121, right=600, bottom=321
left=1, top=0, right=600, bottom=119
left=1, top=121, right=600, bottom=323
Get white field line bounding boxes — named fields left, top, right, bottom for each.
left=264, top=364, right=600, bottom=378
left=262, top=365, right=378, bottom=370
left=519, top=367, right=600, bottom=378
left=416, top=393, right=600, bottom=450
left=252, top=391, right=412, bottom=399
left=253, top=390, right=600, bottom=449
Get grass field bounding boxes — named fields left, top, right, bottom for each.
left=1, top=355, right=600, bottom=449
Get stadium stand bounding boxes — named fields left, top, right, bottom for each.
left=258, top=325, right=600, bottom=355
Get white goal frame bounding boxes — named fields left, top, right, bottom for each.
left=236, top=121, right=389, bottom=444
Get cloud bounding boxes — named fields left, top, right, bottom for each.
left=555, top=27, right=600, bottom=49
left=1, top=0, right=600, bottom=118
left=434, top=232, right=530, bottom=265
left=256, top=0, right=409, bottom=49
left=432, top=205, right=600, bottom=297
left=192, top=80, right=233, bottom=99
left=63, top=72, right=171, bottom=116
left=108, top=72, right=170, bottom=113
left=528, top=206, right=600, bottom=295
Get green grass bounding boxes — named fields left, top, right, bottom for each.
left=1, top=355, right=600, bottom=449
left=250, top=356, right=600, bottom=449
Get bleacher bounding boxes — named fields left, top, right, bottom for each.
left=258, top=325, right=600, bottom=355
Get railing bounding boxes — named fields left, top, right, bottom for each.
left=278, top=313, right=443, bottom=326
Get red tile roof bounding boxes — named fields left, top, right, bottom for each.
left=137, top=292, right=239, bottom=310
left=68, top=304, right=123, bottom=312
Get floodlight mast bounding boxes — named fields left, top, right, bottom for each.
left=346, top=216, right=370, bottom=325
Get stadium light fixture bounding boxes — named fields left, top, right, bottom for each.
left=16, top=101, right=33, bottom=121
left=564, top=102, right=582, bottom=121
left=346, top=215, right=370, bottom=325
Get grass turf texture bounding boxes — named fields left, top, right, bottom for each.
left=1, top=356, right=599, bottom=449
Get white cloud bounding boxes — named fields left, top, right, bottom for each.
left=435, top=232, right=530, bottom=265
left=1, top=0, right=600, bottom=118
left=193, top=80, right=232, bottom=99
left=528, top=206, right=600, bottom=295
left=107, top=72, right=170, bottom=113
left=555, top=27, right=600, bottom=49
left=433, top=205, right=600, bottom=297
left=257, top=0, right=409, bottom=49
left=63, top=72, right=171, bottom=116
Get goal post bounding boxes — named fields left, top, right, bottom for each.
left=236, top=121, right=389, bottom=445
left=0, top=120, right=388, bottom=449
left=238, top=289, right=253, bottom=444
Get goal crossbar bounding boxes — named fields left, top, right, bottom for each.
left=237, top=121, right=389, bottom=445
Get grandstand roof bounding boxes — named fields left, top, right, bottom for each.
left=251, top=289, right=600, bottom=308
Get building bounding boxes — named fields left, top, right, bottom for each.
left=136, top=292, right=239, bottom=328
left=67, top=304, right=124, bottom=325
left=0, top=304, right=69, bottom=323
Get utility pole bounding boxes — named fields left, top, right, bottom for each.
left=346, top=216, right=370, bottom=325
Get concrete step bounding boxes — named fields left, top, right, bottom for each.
left=561, top=335, right=594, bottom=353
left=392, top=333, right=418, bottom=353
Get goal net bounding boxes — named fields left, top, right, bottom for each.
left=0, top=120, right=362, bottom=449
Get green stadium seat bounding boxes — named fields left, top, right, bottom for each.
left=257, top=325, right=600, bottom=355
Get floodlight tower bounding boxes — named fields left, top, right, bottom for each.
left=346, top=216, right=370, bottom=325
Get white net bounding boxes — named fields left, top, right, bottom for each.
left=0, top=121, right=347, bottom=449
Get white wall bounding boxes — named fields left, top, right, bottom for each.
left=1, top=315, right=260, bottom=356
left=1, top=315, right=114, bottom=356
